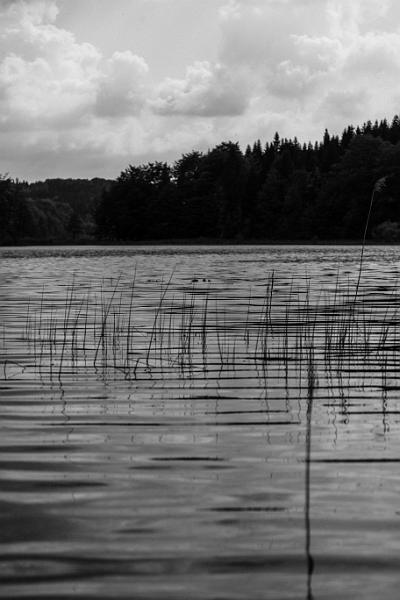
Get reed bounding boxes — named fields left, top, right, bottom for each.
left=145, top=273, right=173, bottom=368
left=93, top=275, right=121, bottom=368
left=125, top=272, right=136, bottom=372
left=354, top=177, right=387, bottom=305
left=6, top=266, right=396, bottom=424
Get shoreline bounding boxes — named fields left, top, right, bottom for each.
left=1, top=238, right=399, bottom=247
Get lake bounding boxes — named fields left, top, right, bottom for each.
left=2, top=244, right=400, bottom=599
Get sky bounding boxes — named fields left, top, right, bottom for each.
left=1, top=0, right=400, bottom=181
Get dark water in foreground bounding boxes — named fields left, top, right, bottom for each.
left=2, top=245, right=400, bottom=599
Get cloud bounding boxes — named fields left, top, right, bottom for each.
left=151, top=61, right=249, bottom=117
left=291, top=35, right=342, bottom=73
left=344, top=32, right=400, bottom=77
left=0, top=0, right=151, bottom=129
left=1, top=0, right=59, bottom=25
left=0, top=0, right=157, bottom=177
left=213, top=0, right=400, bottom=140
left=218, top=0, right=330, bottom=68
left=317, top=89, right=368, bottom=124
left=0, top=0, right=101, bottom=129
left=95, top=51, right=150, bottom=117
left=2, top=0, right=400, bottom=180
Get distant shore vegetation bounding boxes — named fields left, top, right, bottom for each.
left=3, top=115, right=400, bottom=245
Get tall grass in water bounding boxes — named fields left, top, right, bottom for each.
left=15, top=269, right=398, bottom=404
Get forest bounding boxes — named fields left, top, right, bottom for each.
left=3, top=115, right=400, bottom=245
left=0, top=178, right=111, bottom=245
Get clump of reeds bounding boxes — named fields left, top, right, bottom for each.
left=9, top=264, right=396, bottom=423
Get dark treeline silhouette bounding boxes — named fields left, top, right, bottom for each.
left=96, top=115, right=400, bottom=243
left=0, top=177, right=111, bottom=244
left=3, top=115, right=400, bottom=245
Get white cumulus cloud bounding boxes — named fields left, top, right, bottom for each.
left=152, top=61, right=249, bottom=117
left=2, top=0, right=400, bottom=180
left=0, top=0, right=154, bottom=177
left=214, top=0, right=400, bottom=142
left=95, top=51, right=150, bottom=118
left=0, top=0, right=101, bottom=129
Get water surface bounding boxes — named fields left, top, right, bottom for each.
left=2, top=245, right=400, bottom=599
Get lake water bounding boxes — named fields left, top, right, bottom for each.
left=2, top=244, right=400, bottom=599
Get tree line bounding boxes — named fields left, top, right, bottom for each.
left=0, top=178, right=111, bottom=244
left=3, top=115, right=400, bottom=245
left=96, top=115, right=400, bottom=243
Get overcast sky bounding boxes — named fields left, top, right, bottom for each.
left=1, top=0, right=400, bottom=181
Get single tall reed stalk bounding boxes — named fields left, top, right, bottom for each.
left=305, top=344, right=316, bottom=600
left=354, top=177, right=387, bottom=303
